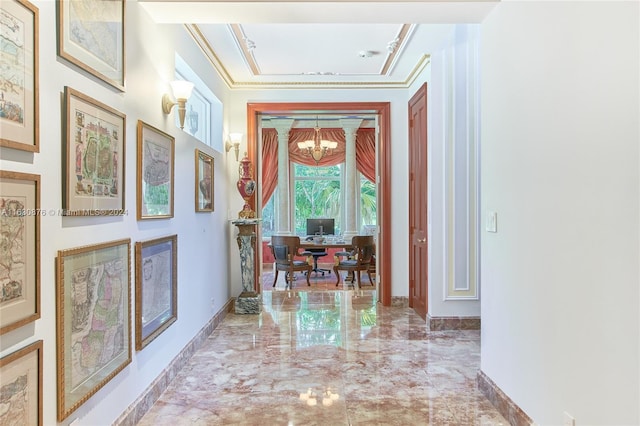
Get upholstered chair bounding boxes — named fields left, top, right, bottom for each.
left=270, top=236, right=312, bottom=289
left=333, top=235, right=375, bottom=288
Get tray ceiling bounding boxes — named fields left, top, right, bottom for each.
left=139, top=1, right=498, bottom=89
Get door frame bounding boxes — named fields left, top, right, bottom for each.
left=246, top=102, right=392, bottom=306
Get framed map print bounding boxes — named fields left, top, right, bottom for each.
left=135, top=235, right=177, bottom=350
left=0, top=170, right=40, bottom=335
left=56, top=239, right=131, bottom=421
left=195, top=149, right=213, bottom=212
left=57, top=0, right=125, bottom=91
left=137, top=120, right=174, bottom=220
left=0, top=340, right=43, bottom=426
left=63, top=87, right=126, bottom=216
left=0, top=0, right=39, bottom=152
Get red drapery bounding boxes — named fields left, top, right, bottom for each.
left=261, top=129, right=279, bottom=206
left=355, top=128, right=376, bottom=183
left=261, top=127, right=376, bottom=205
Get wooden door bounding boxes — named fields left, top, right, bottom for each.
left=408, top=84, right=428, bottom=320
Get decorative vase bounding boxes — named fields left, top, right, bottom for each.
left=237, top=152, right=256, bottom=218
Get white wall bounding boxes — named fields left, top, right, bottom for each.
left=480, top=2, right=639, bottom=424
left=0, top=2, right=233, bottom=425
left=415, top=25, right=482, bottom=318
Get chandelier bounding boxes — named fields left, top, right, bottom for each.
left=297, top=116, right=338, bottom=164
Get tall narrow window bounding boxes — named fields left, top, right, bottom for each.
left=293, top=163, right=342, bottom=236
left=174, top=54, right=222, bottom=150
left=262, top=188, right=277, bottom=238
left=360, top=174, right=377, bottom=233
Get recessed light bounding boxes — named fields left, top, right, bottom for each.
left=358, top=50, right=376, bottom=58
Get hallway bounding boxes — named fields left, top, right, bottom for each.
left=136, top=289, right=507, bottom=425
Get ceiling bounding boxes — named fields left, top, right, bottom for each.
left=139, top=1, right=498, bottom=90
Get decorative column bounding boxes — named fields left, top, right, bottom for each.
left=233, top=153, right=261, bottom=314
left=340, top=119, right=362, bottom=240
left=272, top=119, right=294, bottom=235
left=232, top=219, right=262, bottom=314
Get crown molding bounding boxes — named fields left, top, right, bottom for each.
left=186, top=24, right=430, bottom=90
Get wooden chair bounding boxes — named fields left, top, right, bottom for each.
left=368, top=244, right=376, bottom=282
left=334, top=235, right=375, bottom=288
left=271, top=236, right=312, bottom=289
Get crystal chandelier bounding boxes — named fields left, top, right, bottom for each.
left=297, top=116, right=338, bottom=164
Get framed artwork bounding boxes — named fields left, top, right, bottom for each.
left=0, top=0, right=39, bottom=152
left=56, top=239, right=131, bottom=421
left=137, top=120, right=174, bottom=220
left=0, top=340, right=43, bottom=426
left=0, top=171, right=40, bottom=335
left=135, top=235, right=177, bottom=350
left=63, top=87, right=126, bottom=216
left=195, top=149, right=214, bottom=212
left=57, top=0, right=125, bottom=91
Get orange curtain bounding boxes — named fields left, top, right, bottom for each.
left=355, top=128, right=376, bottom=183
left=261, top=129, right=279, bottom=205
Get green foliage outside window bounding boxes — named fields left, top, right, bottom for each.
left=360, top=179, right=377, bottom=227
left=294, top=164, right=341, bottom=235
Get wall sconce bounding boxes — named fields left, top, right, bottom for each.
left=225, top=132, right=242, bottom=161
left=161, top=80, right=195, bottom=130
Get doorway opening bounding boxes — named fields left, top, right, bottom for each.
left=246, top=102, right=391, bottom=306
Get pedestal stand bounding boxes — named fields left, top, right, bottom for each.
left=232, top=219, right=262, bottom=314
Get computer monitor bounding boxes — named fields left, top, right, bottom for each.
left=306, top=218, right=335, bottom=236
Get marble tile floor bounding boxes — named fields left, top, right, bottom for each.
left=136, top=289, right=508, bottom=425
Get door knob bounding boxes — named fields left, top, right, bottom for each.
left=417, top=238, right=426, bottom=243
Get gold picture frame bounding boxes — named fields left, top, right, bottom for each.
left=0, top=340, right=43, bottom=426
left=195, top=149, right=214, bottom=212
left=56, top=239, right=131, bottom=421
left=0, top=170, right=40, bottom=335
left=0, top=0, right=39, bottom=152
left=137, top=120, right=175, bottom=220
left=57, top=0, right=125, bottom=91
left=63, top=87, right=126, bottom=216
left=135, top=235, right=178, bottom=350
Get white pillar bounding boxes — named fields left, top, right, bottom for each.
left=340, top=119, right=363, bottom=240
left=272, top=119, right=294, bottom=235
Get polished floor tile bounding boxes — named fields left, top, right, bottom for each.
left=137, top=288, right=507, bottom=425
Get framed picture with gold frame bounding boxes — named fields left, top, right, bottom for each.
left=63, top=87, right=126, bottom=216
left=135, top=235, right=178, bottom=350
left=57, top=0, right=125, bottom=91
left=0, top=170, right=40, bottom=335
left=195, top=149, right=214, bottom=212
left=0, top=340, right=43, bottom=425
left=137, top=120, right=174, bottom=220
left=56, top=239, right=131, bottom=421
left=0, top=0, right=39, bottom=152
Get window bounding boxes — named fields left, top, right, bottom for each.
left=262, top=188, right=277, bottom=238
left=360, top=176, right=377, bottom=232
left=292, top=163, right=342, bottom=236
left=174, top=54, right=222, bottom=150
left=178, top=77, right=210, bottom=142
left=261, top=163, right=376, bottom=238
